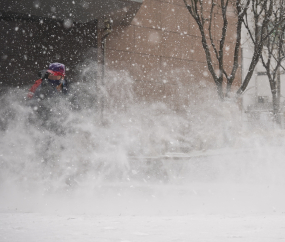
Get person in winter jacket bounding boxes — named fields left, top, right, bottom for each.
left=27, top=62, right=68, bottom=99
left=27, top=63, right=69, bottom=134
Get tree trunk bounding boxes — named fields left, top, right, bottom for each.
left=216, top=81, right=224, bottom=100
left=273, top=67, right=281, bottom=124
left=226, top=82, right=232, bottom=97
left=272, top=91, right=279, bottom=122
left=269, top=78, right=280, bottom=124
left=236, top=50, right=261, bottom=95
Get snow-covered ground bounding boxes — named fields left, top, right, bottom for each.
left=1, top=181, right=285, bottom=242
left=1, top=210, right=285, bottom=242
left=1, top=148, right=285, bottom=242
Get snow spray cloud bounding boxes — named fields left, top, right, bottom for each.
left=0, top=63, right=285, bottom=195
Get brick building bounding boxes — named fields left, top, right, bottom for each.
left=105, top=0, right=242, bottom=106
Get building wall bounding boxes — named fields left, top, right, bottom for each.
left=104, top=0, right=242, bottom=107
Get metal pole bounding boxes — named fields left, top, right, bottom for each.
left=100, top=19, right=112, bottom=124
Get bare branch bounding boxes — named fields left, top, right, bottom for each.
left=209, top=0, right=219, bottom=60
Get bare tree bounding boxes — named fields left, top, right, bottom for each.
left=257, top=1, right=285, bottom=121
left=183, top=0, right=278, bottom=100
left=183, top=0, right=250, bottom=99
left=238, top=0, right=276, bottom=97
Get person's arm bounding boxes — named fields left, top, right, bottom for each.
left=27, top=79, right=42, bottom=99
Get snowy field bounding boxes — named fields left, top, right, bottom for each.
left=1, top=180, right=285, bottom=242
left=1, top=149, right=285, bottom=242
left=1, top=77, right=285, bottom=241
left=1, top=213, right=285, bottom=242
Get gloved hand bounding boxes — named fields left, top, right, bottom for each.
left=38, top=69, right=49, bottom=80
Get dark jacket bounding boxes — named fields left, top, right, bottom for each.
left=28, top=78, right=68, bottom=100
